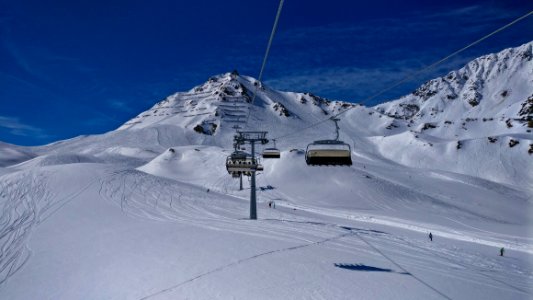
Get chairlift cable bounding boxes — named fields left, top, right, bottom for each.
left=272, top=9, right=533, bottom=141
left=332, top=117, right=340, bottom=141
left=245, top=0, right=285, bottom=127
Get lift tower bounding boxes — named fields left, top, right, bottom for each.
left=234, top=131, right=268, bottom=219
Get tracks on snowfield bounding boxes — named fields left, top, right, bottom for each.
left=0, top=172, right=47, bottom=285
left=253, top=190, right=533, bottom=255
left=0, top=170, right=97, bottom=286
left=99, top=169, right=354, bottom=244
left=139, top=229, right=357, bottom=300
left=393, top=234, right=532, bottom=296
left=197, top=170, right=532, bottom=298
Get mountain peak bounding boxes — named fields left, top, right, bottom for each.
left=118, top=71, right=256, bottom=132
left=375, top=41, right=533, bottom=125
left=116, top=70, right=354, bottom=139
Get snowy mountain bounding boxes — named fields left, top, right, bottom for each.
left=377, top=42, right=532, bottom=121
left=0, top=42, right=532, bottom=299
left=375, top=42, right=532, bottom=135
left=0, top=141, right=35, bottom=168
left=116, top=70, right=358, bottom=149
left=370, top=42, right=533, bottom=189
left=23, top=42, right=530, bottom=189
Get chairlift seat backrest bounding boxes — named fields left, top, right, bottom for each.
left=305, top=139, right=352, bottom=166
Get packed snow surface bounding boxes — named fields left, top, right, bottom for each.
left=0, top=43, right=532, bottom=299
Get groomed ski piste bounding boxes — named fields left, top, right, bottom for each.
left=0, top=43, right=532, bottom=299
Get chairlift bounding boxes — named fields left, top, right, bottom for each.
left=226, top=151, right=263, bottom=177
left=305, top=117, right=352, bottom=166
left=262, top=139, right=280, bottom=159
left=305, top=140, right=352, bottom=166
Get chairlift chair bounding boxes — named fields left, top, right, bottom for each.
left=304, top=117, right=352, bottom=166
left=262, top=139, right=280, bottom=159
left=262, top=148, right=280, bottom=159
left=226, top=151, right=263, bottom=176
left=305, top=140, right=352, bottom=166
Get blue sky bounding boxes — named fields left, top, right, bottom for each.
left=0, top=0, right=532, bottom=145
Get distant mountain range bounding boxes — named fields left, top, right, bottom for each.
left=1, top=41, right=532, bottom=190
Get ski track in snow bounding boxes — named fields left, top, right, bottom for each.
left=0, top=169, right=98, bottom=286
left=263, top=199, right=533, bottom=255
left=98, top=169, right=342, bottom=244
left=393, top=235, right=531, bottom=295
left=0, top=174, right=42, bottom=285
left=139, top=231, right=356, bottom=300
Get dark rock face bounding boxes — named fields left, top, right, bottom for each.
left=272, top=102, right=291, bottom=117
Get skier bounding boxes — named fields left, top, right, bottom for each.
left=500, top=247, right=504, bottom=256
left=429, top=232, right=433, bottom=242
left=268, top=201, right=272, bottom=208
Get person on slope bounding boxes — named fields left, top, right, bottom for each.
left=429, top=232, right=433, bottom=242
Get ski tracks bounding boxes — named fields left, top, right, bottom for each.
left=0, top=172, right=49, bottom=285
left=99, top=169, right=532, bottom=299
left=139, top=230, right=355, bottom=300
left=393, top=235, right=532, bottom=296
left=0, top=170, right=97, bottom=286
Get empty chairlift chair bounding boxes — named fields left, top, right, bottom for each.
left=305, top=117, right=352, bottom=166
left=262, top=148, right=280, bottom=158
left=305, top=140, right=352, bottom=166
left=262, top=139, right=280, bottom=159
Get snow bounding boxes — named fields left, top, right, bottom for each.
left=0, top=141, right=35, bottom=167
left=0, top=43, right=532, bottom=299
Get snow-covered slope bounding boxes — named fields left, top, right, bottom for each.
left=375, top=42, right=532, bottom=128
left=0, top=141, right=36, bottom=168
left=116, top=70, right=358, bottom=150
left=0, top=42, right=532, bottom=299
left=369, top=41, right=533, bottom=189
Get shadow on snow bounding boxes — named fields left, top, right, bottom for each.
left=334, top=263, right=410, bottom=275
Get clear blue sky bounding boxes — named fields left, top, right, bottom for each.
left=1, top=0, right=532, bottom=145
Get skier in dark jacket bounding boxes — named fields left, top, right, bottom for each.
left=500, top=247, right=504, bottom=256
left=429, top=232, right=433, bottom=242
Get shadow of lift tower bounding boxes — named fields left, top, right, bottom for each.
left=234, top=131, right=269, bottom=219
